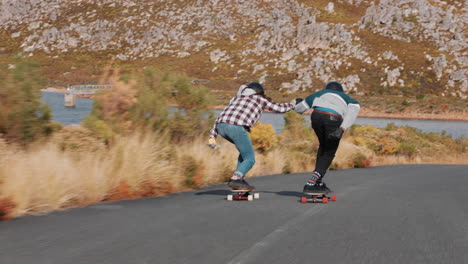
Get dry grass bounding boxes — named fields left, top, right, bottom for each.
left=0, top=132, right=179, bottom=218
left=0, top=132, right=264, bottom=218
left=0, top=126, right=466, bottom=219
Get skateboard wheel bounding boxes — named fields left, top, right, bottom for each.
left=331, top=195, right=337, bottom=201
left=253, top=193, right=260, bottom=199
left=322, top=197, right=328, bottom=204
left=227, top=195, right=233, bottom=201
left=247, top=195, right=254, bottom=201
left=300, top=197, right=307, bottom=203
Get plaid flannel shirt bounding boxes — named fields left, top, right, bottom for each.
left=209, top=95, right=294, bottom=138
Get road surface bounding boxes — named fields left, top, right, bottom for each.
left=1, top=164, right=467, bottom=264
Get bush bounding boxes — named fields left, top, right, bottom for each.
left=373, top=138, right=398, bottom=155
left=385, top=122, right=398, bottom=131
left=349, top=125, right=379, bottom=137
left=169, top=75, right=215, bottom=142
left=129, top=69, right=171, bottom=131
left=82, top=116, right=114, bottom=144
left=280, top=111, right=314, bottom=143
left=84, top=73, right=138, bottom=135
left=0, top=56, right=54, bottom=144
left=352, top=152, right=371, bottom=168
left=397, top=142, right=418, bottom=157
left=50, top=125, right=105, bottom=154
left=85, top=69, right=214, bottom=144
left=352, top=136, right=368, bottom=146
left=249, top=122, right=278, bottom=153
left=282, top=162, right=292, bottom=174
left=181, top=155, right=204, bottom=188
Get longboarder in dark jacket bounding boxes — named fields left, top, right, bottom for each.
left=294, top=81, right=360, bottom=193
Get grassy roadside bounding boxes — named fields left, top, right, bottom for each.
left=0, top=120, right=466, bottom=220
left=1, top=62, right=466, bottom=221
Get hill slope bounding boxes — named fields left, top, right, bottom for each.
left=0, top=0, right=466, bottom=98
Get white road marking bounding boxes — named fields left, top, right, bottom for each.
left=227, top=186, right=360, bottom=264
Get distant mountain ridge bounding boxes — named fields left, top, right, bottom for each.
left=0, top=0, right=466, bottom=98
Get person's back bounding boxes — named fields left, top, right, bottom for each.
left=294, top=81, right=360, bottom=131
left=294, top=81, right=360, bottom=193
left=208, top=82, right=296, bottom=190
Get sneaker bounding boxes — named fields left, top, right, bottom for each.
left=303, top=184, right=322, bottom=193
left=317, top=182, right=331, bottom=193
left=227, top=178, right=255, bottom=190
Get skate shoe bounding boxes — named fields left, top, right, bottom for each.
left=227, top=178, right=255, bottom=190
left=303, top=184, right=322, bottom=193
left=316, top=182, right=331, bottom=193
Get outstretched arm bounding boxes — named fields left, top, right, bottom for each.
left=294, top=90, right=325, bottom=114
left=294, top=100, right=310, bottom=114
left=264, top=100, right=295, bottom=113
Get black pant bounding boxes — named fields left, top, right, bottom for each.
left=311, top=111, right=343, bottom=179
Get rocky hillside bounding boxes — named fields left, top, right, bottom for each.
left=0, top=0, right=466, bottom=98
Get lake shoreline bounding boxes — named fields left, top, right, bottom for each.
left=356, top=110, right=467, bottom=122
left=42, top=89, right=468, bottom=122
left=211, top=105, right=468, bottom=122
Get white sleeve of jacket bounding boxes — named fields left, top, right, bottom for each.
left=294, top=100, right=310, bottom=114
left=341, top=103, right=360, bottom=130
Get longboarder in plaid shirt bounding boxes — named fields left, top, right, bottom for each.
left=208, top=82, right=300, bottom=190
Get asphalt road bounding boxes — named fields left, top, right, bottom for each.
left=1, top=164, right=468, bottom=264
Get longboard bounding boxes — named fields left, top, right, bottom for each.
left=227, top=189, right=260, bottom=201
left=301, top=192, right=337, bottom=204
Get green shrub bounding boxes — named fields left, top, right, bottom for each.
left=385, top=122, right=398, bottom=131
left=0, top=56, right=53, bottom=144
left=397, top=142, right=418, bottom=157
left=373, top=138, right=399, bottom=155
left=181, top=155, right=204, bottom=188
left=282, top=162, right=292, bottom=174
left=51, top=125, right=105, bottom=153
left=250, top=122, right=279, bottom=153
left=82, top=116, right=114, bottom=144
left=349, top=125, right=379, bottom=136
left=280, top=111, right=314, bottom=143
left=352, top=152, right=371, bottom=168
left=129, top=69, right=170, bottom=131
left=84, top=69, right=215, bottom=143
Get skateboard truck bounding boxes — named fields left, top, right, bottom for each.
left=301, top=193, right=337, bottom=204
left=227, top=189, right=260, bottom=201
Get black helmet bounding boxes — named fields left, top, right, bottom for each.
left=247, top=82, right=264, bottom=95
left=324, top=81, right=344, bottom=92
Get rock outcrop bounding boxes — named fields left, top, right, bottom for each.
left=0, top=0, right=466, bottom=97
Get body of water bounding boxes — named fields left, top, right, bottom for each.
left=41, top=92, right=468, bottom=138
left=254, top=111, right=467, bottom=139
left=41, top=91, right=94, bottom=126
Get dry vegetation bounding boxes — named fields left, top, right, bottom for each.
left=0, top=62, right=466, bottom=221
left=1, top=116, right=466, bottom=220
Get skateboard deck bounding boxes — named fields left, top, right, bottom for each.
left=227, top=189, right=259, bottom=201
left=301, top=192, right=336, bottom=204
left=230, top=189, right=254, bottom=192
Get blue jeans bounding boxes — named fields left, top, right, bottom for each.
left=216, top=123, right=255, bottom=177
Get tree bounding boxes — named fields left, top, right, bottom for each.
left=0, top=57, right=53, bottom=144
left=84, top=69, right=215, bottom=143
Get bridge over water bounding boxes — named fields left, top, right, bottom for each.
left=64, top=85, right=112, bottom=107
left=68, top=85, right=112, bottom=95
